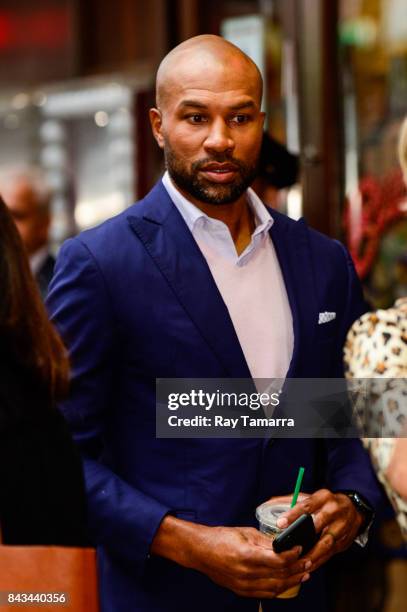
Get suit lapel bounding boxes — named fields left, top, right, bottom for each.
left=127, top=182, right=318, bottom=379
left=269, top=211, right=318, bottom=377
left=127, top=182, right=251, bottom=378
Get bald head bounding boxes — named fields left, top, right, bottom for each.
left=156, top=35, right=263, bottom=111
left=149, top=35, right=265, bottom=209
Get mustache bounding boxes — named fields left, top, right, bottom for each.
left=192, top=156, right=247, bottom=172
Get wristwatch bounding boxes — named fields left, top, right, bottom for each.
left=339, top=490, right=374, bottom=531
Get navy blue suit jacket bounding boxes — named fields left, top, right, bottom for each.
left=47, top=181, right=381, bottom=612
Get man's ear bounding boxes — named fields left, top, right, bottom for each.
left=149, top=108, right=165, bottom=149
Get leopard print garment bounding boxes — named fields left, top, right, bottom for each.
left=344, top=297, right=407, bottom=540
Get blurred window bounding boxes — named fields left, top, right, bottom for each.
left=340, top=0, right=407, bottom=307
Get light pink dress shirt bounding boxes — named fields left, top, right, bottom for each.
left=162, top=172, right=294, bottom=381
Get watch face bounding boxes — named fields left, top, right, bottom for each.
left=339, top=490, right=373, bottom=518
left=354, top=493, right=373, bottom=518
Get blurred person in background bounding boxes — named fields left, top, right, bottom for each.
left=0, top=166, right=55, bottom=299
left=252, top=131, right=299, bottom=207
left=344, top=116, right=407, bottom=539
left=0, top=195, right=87, bottom=546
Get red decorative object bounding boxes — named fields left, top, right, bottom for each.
left=0, top=8, right=70, bottom=51
left=343, top=169, right=407, bottom=279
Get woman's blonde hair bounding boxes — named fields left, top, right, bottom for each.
left=398, top=117, right=407, bottom=181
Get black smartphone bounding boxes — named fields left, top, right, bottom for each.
left=272, top=513, right=318, bottom=555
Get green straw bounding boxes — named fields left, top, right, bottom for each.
left=290, top=467, right=305, bottom=508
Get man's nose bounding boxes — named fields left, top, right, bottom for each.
left=203, top=119, right=235, bottom=154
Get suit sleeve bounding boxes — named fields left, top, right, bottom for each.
left=47, top=238, right=170, bottom=575
left=324, top=241, right=383, bottom=511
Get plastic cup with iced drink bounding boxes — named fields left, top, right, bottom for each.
left=256, top=501, right=301, bottom=599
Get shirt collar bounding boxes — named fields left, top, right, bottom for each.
left=162, top=171, right=273, bottom=236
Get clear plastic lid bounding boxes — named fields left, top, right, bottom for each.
left=256, top=502, right=291, bottom=532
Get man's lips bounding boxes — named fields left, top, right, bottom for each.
left=199, top=163, right=239, bottom=183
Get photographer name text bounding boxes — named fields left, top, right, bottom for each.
left=168, top=415, right=294, bottom=428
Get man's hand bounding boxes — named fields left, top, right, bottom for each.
left=269, top=489, right=364, bottom=572
left=150, top=516, right=311, bottom=599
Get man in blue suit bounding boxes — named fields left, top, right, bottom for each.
left=47, top=35, right=381, bottom=611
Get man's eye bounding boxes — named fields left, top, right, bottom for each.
left=231, top=114, right=249, bottom=124
left=187, top=114, right=206, bottom=123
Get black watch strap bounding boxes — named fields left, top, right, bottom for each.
left=338, top=490, right=374, bottom=531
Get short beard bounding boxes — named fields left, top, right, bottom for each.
left=164, top=146, right=259, bottom=205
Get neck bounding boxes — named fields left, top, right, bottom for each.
left=177, top=187, right=255, bottom=255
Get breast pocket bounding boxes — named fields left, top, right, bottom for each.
left=315, top=320, right=338, bottom=345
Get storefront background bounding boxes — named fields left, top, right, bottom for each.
left=0, top=1, right=406, bottom=611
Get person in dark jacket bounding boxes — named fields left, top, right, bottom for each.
left=0, top=195, right=87, bottom=546
left=0, top=165, right=55, bottom=299
left=252, top=132, right=300, bottom=207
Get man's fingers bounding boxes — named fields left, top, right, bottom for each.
left=243, top=554, right=312, bottom=580
left=303, top=528, right=353, bottom=573
left=247, top=529, right=277, bottom=549
left=318, top=515, right=354, bottom=548
left=300, top=518, right=356, bottom=571
left=302, top=551, right=332, bottom=574
left=302, top=532, right=336, bottom=566
left=323, top=526, right=354, bottom=553
left=276, top=489, right=331, bottom=528
left=235, top=539, right=312, bottom=579
left=243, top=543, right=303, bottom=570
left=312, top=500, right=342, bottom=532
left=234, top=570, right=310, bottom=599
left=258, top=570, right=310, bottom=598
left=247, top=528, right=302, bottom=554
left=275, top=507, right=301, bottom=528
